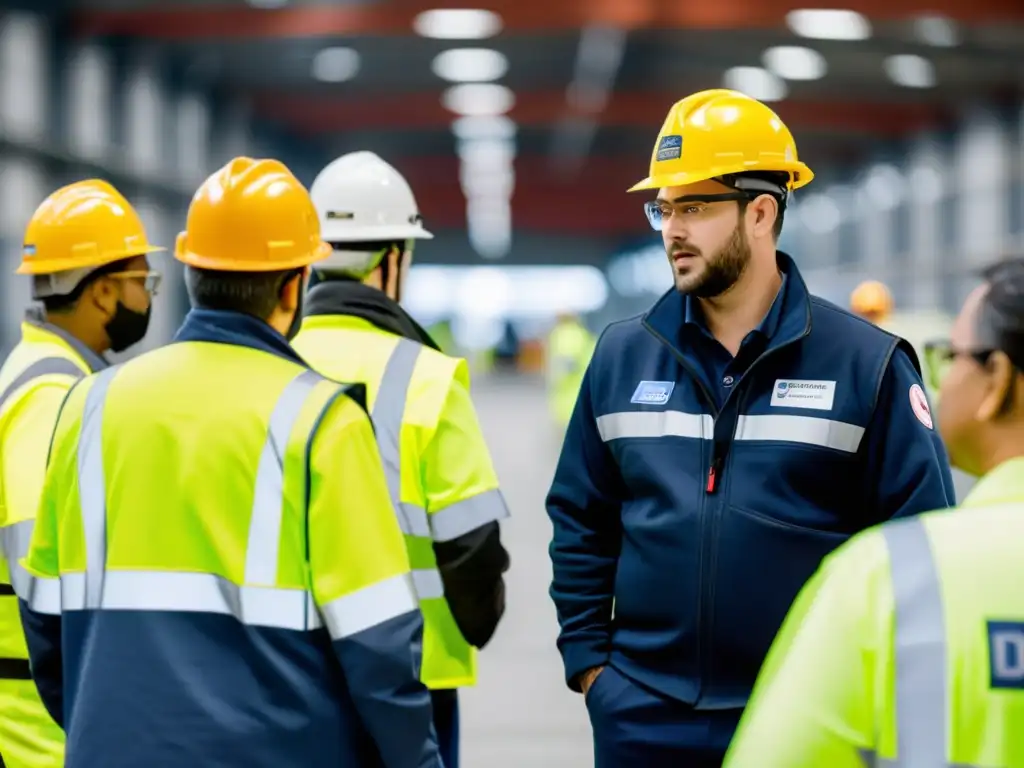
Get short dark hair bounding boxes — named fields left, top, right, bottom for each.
left=978, top=257, right=1024, bottom=372
left=41, top=258, right=134, bottom=314
left=734, top=171, right=789, bottom=240
left=185, top=266, right=302, bottom=319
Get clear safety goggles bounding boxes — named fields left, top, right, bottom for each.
left=643, top=192, right=751, bottom=231
left=106, top=270, right=163, bottom=296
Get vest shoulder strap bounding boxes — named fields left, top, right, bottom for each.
left=0, top=356, right=87, bottom=413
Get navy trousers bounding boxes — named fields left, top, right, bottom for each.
left=431, top=689, right=460, bottom=768
left=586, top=666, right=742, bottom=767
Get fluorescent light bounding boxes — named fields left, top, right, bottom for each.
left=884, top=54, right=936, bottom=88
left=413, top=9, right=502, bottom=40
left=311, top=47, right=360, bottom=83
left=913, top=15, right=959, bottom=47
left=786, top=9, right=871, bottom=41
left=452, top=115, right=517, bottom=141
left=762, top=46, right=827, bottom=81
left=862, top=164, right=905, bottom=211
left=247, top=0, right=288, bottom=7
left=442, top=83, right=514, bottom=116
left=722, top=67, right=788, bottom=102
left=432, top=48, right=508, bottom=83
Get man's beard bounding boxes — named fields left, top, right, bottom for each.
left=671, top=225, right=751, bottom=299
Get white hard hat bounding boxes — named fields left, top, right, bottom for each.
left=310, top=151, right=433, bottom=243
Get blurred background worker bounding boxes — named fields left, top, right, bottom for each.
left=849, top=279, right=894, bottom=326
left=294, top=150, right=511, bottom=768
left=547, top=89, right=956, bottom=767
left=544, top=312, right=596, bottom=433
left=0, top=179, right=161, bottom=768
left=724, top=256, right=1024, bottom=767
left=17, top=157, right=442, bottom=768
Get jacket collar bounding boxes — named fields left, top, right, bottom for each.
left=643, top=251, right=812, bottom=358
left=962, top=456, right=1024, bottom=508
left=24, top=305, right=109, bottom=372
left=173, top=308, right=307, bottom=366
left=304, top=279, right=440, bottom=351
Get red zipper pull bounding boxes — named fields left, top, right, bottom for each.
left=706, top=464, right=718, bottom=494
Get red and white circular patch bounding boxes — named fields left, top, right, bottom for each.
left=909, top=383, right=933, bottom=429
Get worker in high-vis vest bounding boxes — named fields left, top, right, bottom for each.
left=545, top=312, right=596, bottom=431
left=724, top=256, right=1024, bottom=767
left=293, top=151, right=511, bottom=768
left=18, top=157, right=442, bottom=768
left=0, top=179, right=162, bottom=768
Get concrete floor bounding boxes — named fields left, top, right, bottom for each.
left=459, top=374, right=593, bottom=768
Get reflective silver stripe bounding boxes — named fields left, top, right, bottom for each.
left=883, top=518, right=948, bottom=767
left=735, top=414, right=865, bottom=453
left=859, top=750, right=980, bottom=768
left=372, top=338, right=431, bottom=538
left=77, top=366, right=119, bottom=609
left=245, top=370, right=322, bottom=585
left=25, top=575, right=60, bottom=615
left=320, top=572, right=419, bottom=640
left=0, top=356, right=85, bottom=413
left=412, top=568, right=445, bottom=600
left=430, top=488, right=510, bottom=543
left=57, top=570, right=320, bottom=630
left=0, top=519, right=36, bottom=599
left=74, top=367, right=330, bottom=630
left=596, top=410, right=864, bottom=453
left=596, top=410, right=713, bottom=441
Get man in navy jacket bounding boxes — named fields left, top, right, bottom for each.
left=546, top=89, right=956, bottom=767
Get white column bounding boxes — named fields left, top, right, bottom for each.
left=0, top=13, right=48, bottom=141
left=906, top=137, right=945, bottom=309
left=123, top=58, right=166, bottom=177
left=174, top=91, right=210, bottom=183
left=66, top=43, right=113, bottom=160
left=955, top=111, right=1010, bottom=269
left=0, top=156, right=48, bottom=348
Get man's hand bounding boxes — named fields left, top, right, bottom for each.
left=579, top=666, right=605, bottom=696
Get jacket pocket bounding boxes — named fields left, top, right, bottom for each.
left=708, top=504, right=849, bottom=696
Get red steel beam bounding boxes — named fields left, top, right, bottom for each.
left=254, top=90, right=948, bottom=138
left=73, top=0, right=1024, bottom=40
left=369, top=154, right=859, bottom=235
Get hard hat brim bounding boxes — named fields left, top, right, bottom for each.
left=15, top=244, right=167, bottom=275
left=627, top=161, right=815, bottom=194
left=174, top=240, right=332, bottom=272
left=320, top=223, right=434, bottom=242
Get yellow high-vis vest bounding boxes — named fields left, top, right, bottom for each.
left=545, top=319, right=595, bottom=429
left=725, top=456, right=1024, bottom=768
left=294, top=313, right=510, bottom=690
left=0, top=322, right=93, bottom=768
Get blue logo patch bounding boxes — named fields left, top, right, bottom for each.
left=776, top=381, right=789, bottom=398
left=22, top=244, right=35, bottom=256
left=988, top=621, right=1024, bottom=689
left=630, top=380, right=675, bottom=406
left=656, top=134, right=682, bottom=162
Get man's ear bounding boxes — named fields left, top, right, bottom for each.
left=977, top=351, right=1015, bottom=421
left=86, top=276, right=118, bottom=318
left=279, top=268, right=308, bottom=313
left=749, top=194, right=778, bottom=239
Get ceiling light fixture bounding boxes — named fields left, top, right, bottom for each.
left=723, top=66, right=788, bottom=102
left=311, top=47, right=360, bottom=83
left=413, top=9, right=503, bottom=40
left=786, top=9, right=872, bottom=41
left=913, top=15, right=959, bottom=47
left=432, top=48, right=508, bottom=83
left=442, top=83, right=515, bottom=117
left=884, top=54, right=936, bottom=88
left=451, top=115, right=517, bottom=141
left=762, top=45, right=827, bottom=81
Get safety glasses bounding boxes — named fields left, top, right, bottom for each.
left=922, top=339, right=994, bottom=392
left=643, top=192, right=751, bottom=231
left=106, top=270, right=162, bottom=297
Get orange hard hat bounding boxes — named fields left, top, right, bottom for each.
left=850, top=280, right=894, bottom=318
left=175, top=157, right=331, bottom=272
left=17, top=179, right=164, bottom=275
left=629, top=89, right=814, bottom=193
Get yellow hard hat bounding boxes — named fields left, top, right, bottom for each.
left=17, top=179, right=164, bottom=275
left=850, top=280, right=894, bottom=318
left=175, top=156, right=331, bottom=272
left=629, top=89, right=814, bottom=193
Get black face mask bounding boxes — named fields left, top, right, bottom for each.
left=106, top=302, right=151, bottom=353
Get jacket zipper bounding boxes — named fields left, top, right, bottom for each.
left=642, top=317, right=809, bottom=702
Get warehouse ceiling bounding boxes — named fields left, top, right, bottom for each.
left=65, top=0, right=1024, bottom=252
